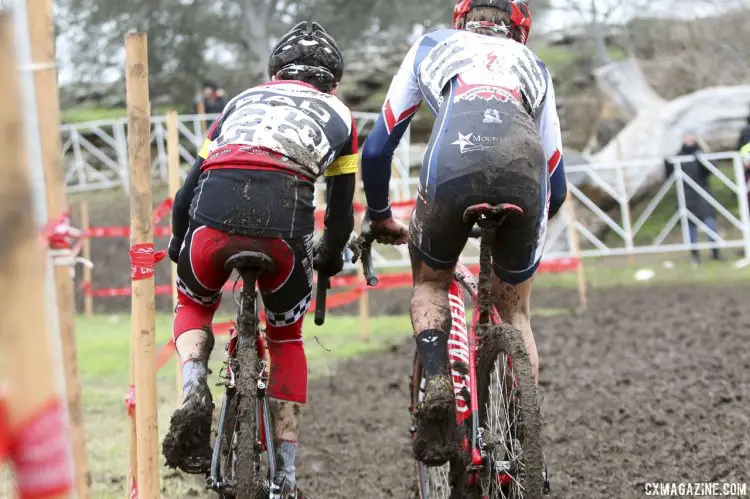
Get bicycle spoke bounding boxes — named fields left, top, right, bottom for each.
left=483, top=352, right=526, bottom=498
left=420, top=461, right=452, bottom=498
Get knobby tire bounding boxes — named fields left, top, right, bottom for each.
left=477, top=323, right=544, bottom=499
left=232, top=287, right=262, bottom=499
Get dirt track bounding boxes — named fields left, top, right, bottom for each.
left=291, top=284, right=750, bottom=498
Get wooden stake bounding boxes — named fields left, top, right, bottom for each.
left=196, top=99, right=207, bottom=136
left=0, top=12, right=71, bottom=498
left=125, top=32, right=160, bottom=498
left=355, top=169, right=370, bottom=342
left=565, top=190, right=588, bottom=311
left=167, top=109, right=183, bottom=406
left=127, top=345, right=138, bottom=498
left=81, top=201, right=93, bottom=317
left=26, top=0, right=89, bottom=494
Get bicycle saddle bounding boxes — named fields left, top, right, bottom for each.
left=224, top=251, right=275, bottom=273
left=464, top=203, right=524, bottom=236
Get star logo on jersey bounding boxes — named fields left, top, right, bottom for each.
left=452, top=132, right=479, bottom=153
left=452, top=132, right=500, bottom=154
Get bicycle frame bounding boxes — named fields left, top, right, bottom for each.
left=450, top=243, right=505, bottom=489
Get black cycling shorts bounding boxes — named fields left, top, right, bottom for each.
left=408, top=98, right=549, bottom=284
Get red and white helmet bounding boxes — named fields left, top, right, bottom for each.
left=453, top=0, right=533, bottom=44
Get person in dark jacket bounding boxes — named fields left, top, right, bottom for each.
left=737, top=114, right=750, bottom=153
left=737, top=114, right=750, bottom=214
left=666, top=131, right=722, bottom=264
left=194, top=80, right=227, bottom=115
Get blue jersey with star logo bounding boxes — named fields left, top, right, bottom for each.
left=360, top=28, right=568, bottom=222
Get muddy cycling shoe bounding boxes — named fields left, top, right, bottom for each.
left=413, top=374, right=458, bottom=466
left=162, top=379, right=214, bottom=474
left=270, top=475, right=306, bottom=499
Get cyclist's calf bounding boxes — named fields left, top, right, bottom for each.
left=491, top=274, right=539, bottom=383
left=410, top=260, right=454, bottom=379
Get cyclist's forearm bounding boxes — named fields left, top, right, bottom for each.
left=323, top=173, right=355, bottom=253
left=361, top=114, right=412, bottom=221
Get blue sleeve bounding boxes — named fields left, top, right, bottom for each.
left=548, top=156, right=567, bottom=219
left=360, top=115, right=415, bottom=221
left=359, top=36, right=425, bottom=221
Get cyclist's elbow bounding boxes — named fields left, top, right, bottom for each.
left=548, top=183, right=567, bottom=219
left=360, top=139, right=384, bottom=169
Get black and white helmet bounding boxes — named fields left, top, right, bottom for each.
left=268, top=21, right=344, bottom=91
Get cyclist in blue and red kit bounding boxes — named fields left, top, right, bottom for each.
left=359, top=0, right=568, bottom=466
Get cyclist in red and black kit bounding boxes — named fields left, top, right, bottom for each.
left=162, top=22, right=357, bottom=499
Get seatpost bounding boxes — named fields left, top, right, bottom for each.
left=476, top=214, right=507, bottom=323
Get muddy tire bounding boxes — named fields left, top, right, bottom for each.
left=476, top=323, right=544, bottom=499
left=231, top=289, right=262, bottom=499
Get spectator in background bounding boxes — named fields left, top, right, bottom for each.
left=737, top=113, right=750, bottom=153
left=737, top=113, right=750, bottom=210
left=195, top=80, right=227, bottom=118
left=665, top=130, right=723, bottom=265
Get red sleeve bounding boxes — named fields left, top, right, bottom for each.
left=349, top=115, right=359, bottom=154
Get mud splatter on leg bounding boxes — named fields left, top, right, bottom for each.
left=492, top=274, right=538, bottom=383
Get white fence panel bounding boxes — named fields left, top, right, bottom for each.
left=62, top=114, right=750, bottom=268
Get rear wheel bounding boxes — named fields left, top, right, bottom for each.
left=476, top=324, right=544, bottom=498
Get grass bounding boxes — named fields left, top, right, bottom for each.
left=75, top=313, right=415, bottom=384
left=61, top=106, right=174, bottom=124
left=61, top=107, right=128, bottom=124
left=534, top=44, right=627, bottom=74
left=536, top=253, right=750, bottom=289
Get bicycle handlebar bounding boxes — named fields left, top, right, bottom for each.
left=314, top=273, right=329, bottom=326
left=315, top=218, right=383, bottom=325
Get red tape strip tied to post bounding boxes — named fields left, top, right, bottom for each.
left=0, top=400, right=8, bottom=462
left=130, top=243, right=167, bottom=281
left=124, top=385, right=136, bottom=417
left=9, top=399, right=74, bottom=499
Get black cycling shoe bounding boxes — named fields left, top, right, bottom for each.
left=162, top=379, right=214, bottom=474
left=412, top=374, right=458, bottom=466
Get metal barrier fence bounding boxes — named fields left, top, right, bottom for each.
left=61, top=114, right=750, bottom=266
left=326, top=151, right=750, bottom=269
left=61, top=112, right=411, bottom=193
left=549, top=150, right=750, bottom=260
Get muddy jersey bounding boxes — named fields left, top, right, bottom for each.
left=200, top=80, right=358, bottom=180
left=360, top=28, right=566, bottom=222
left=172, top=80, right=358, bottom=240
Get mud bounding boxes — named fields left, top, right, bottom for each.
left=412, top=375, right=459, bottom=467
left=162, top=382, right=214, bottom=474
left=290, top=284, right=750, bottom=498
